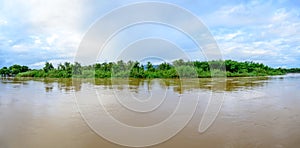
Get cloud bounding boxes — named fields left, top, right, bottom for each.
left=29, top=59, right=72, bottom=69
left=0, top=19, right=7, bottom=25
left=0, top=0, right=299, bottom=68
left=205, top=1, right=300, bottom=68
left=98, top=23, right=200, bottom=62
left=0, top=0, right=89, bottom=68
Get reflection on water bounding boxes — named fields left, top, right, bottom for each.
left=0, top=74, right=300, bottom=148
left=0, top=76, right=272, bottom=94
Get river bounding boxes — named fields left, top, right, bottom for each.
left=0, top=74, right=300, bottom=147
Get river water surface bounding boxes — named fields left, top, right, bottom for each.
left=0, top=74, right=300, bottom=148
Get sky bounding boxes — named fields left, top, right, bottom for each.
left=0, top=0, right=300, bottom=68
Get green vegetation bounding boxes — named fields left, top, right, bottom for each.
left=0, top=60, right=298, bottom=78
left=285, top=68, right=300, bottom=73
left=0, top=65, right=29, bottom=77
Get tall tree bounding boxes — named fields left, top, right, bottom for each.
left=43, top=62, right=54, bottom=72
left=146, top=62, right=155, bottom=72
left=73, top=62, right=82, bottom=75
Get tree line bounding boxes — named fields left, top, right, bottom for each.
left=1, top=59, right=299, bottom=78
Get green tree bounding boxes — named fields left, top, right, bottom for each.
left=6, top=59, right=290, bottom=78
left=146, top=62, right=155, bottom=72
left=43, top=62, right=54, bottom=72
left=0, top=67, right=10, bottom=77
left=173, top=59, right=185, bottom=66
left=158, top=62, right=171, bottom=70
left=58, top=63, right=66, bottom=71
left=9, top=64, right=30, bottom=75
left=194, top=61, right=210, bottom=71
left=73, top=62, right=82, bottom=75
left=130, top=62, right=143, bottom=78
left=21, top=66, right=29, bottom=72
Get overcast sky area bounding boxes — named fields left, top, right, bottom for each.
left=0, top=0, right=300, bottom=68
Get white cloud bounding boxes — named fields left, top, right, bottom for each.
left=272, top=8, right=288, bottom=21
left=214, top=30, right=243, bottom=41
left=1, top=0, right=300, bottom=68
left=30, top=36, right=42, bottom=45
left=11, top=44, right=29, bottom=52
left=0, top=0, right=92, bottom=67
left=46, top=34, right=58, bottom=46
left=29, top=59, right=72, bottom=69
left=203, top=1, right=273, bottom=27
left=0, top=19, right=7, bottom=25
left=206, top=1, right=300, bottom=67
left=4, top=0, right=87, bottom=32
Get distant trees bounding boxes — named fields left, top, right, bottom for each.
left=157, top=62, right=171, bottom=71
left=129, top=62, right=144, bottom=78
left=146, top=62, right=155, bottom=72
left=73, top=62, right=82, bottom=75
left=0, top=67, right=10, bottom=77
left=1, top=59, right=295, bottom=78
left=223, top=60, right=284, bottom=76
left=43, top=62, right=54, bottom=72
left=285, top=68, right=300, bottom=73
left=0, top=64, right=29, bottom=77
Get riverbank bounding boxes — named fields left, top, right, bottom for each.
left=1, top=60, right=298, bottom=79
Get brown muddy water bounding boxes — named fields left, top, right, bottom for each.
left=0, top=74, right=300, bottom=148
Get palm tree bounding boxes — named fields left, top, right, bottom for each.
left=43, top=62, right=54, bottom=72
